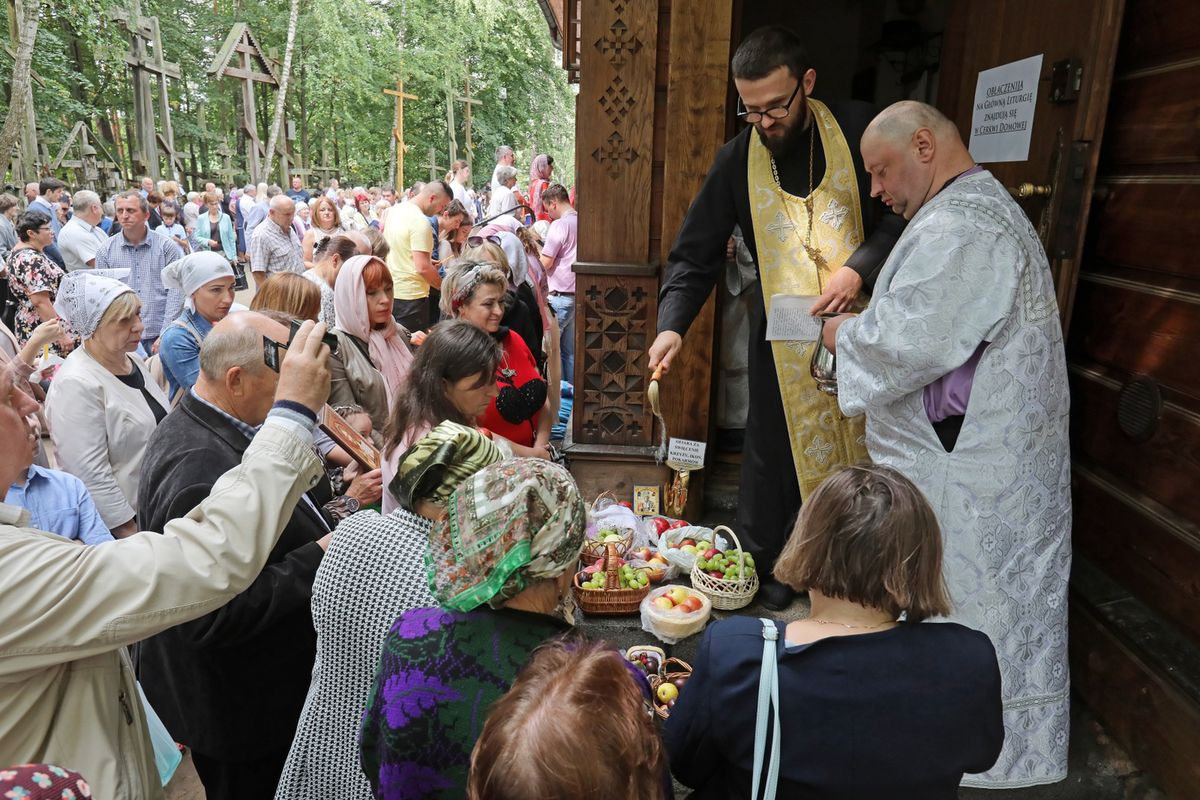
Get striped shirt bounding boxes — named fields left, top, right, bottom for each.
left=95, top=224, right=184, bottom=339
left=249, top=220, right=304, bottom=275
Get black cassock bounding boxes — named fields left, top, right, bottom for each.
left=657, top=99, right=904, bottom=568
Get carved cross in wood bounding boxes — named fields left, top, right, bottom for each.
left=214, top=142, right=239, bottom=184
left=115, top=0, right=181, bottom=180
left=49, top=122, right=122, bottom=191
left=208, top=24, right=280, bottom=183
left=383, top=80, right=418, bottom=182
left=425, top=146, right=445, bottom=183
left=454, top=76, right=483, bottom=166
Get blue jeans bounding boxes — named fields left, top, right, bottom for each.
left=548, top=293, right=575, bottom=386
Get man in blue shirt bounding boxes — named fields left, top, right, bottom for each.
left=286, top=175, right=311, bottom=205
left=27, top=177, right=67, bottom=269
left=6, top=459, right=113, bottom=545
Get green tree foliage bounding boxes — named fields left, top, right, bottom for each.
left=0, top=0, right=575, bottom=190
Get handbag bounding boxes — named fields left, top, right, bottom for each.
left=752, top=618, right=782, bottom=800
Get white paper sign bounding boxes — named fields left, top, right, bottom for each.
left=765, top=294, right=821, bottom=342
left=968, top=54, right=1043, bottom=163
left=667, top=438, right=707, bottom=468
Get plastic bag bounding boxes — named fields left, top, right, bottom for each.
left=30, top=351, right=65, bottom=383
left=587, top=496, right=650, bottom=551
left=640, top=585, right=712, bottom=644
left=654, top=525, right=726, bottom=574
left=137, top=682, right=182, bottom=786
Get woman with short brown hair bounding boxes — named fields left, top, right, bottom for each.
left=467, top=640, right=666, bottom=800
left=249, top=271, right=322, bottom=322
left=665, top=464, right=1004, bottom=799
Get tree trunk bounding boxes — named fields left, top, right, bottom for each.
left=262, top=0, right=299, bottom=182
left=0, top=0, right=41, bottom=167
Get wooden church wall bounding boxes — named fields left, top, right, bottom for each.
left=1067, top=0, right=1200, bottom=792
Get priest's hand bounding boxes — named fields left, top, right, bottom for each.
left=809, top=266, right=863, bottom=314
left=648, top=331, right=683, bottom=374
left=822, top=313, right=855, bottom=353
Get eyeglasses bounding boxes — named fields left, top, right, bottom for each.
left=466, top=234, right=501, bottom=248
left=736, top=81, right=803, bottom=124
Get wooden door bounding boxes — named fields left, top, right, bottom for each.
left=936, top=0, right=1125, bottom=331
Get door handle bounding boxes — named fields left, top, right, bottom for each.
left=1008, top=182, right=1052, bottom=199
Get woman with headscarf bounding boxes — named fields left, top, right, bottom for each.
left=327, top=254, right=413, bottom=431
left=528, top=154, right=554, bottom=222
left=276, top=422, right=506, bottom=800
left=359, top=458, right=586, bottom=800
left=439, top=259, right=552, bottom=455
left=157, top=251, right=236, bottom=400
left=302, top=232, right=360, bottom=326
left=44, top=272, right=169, bottom=537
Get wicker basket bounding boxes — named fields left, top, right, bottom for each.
left=624, top=645, right=666, bottom=678
left=581, top=491, right=635, bottom=560
left=648, top=657, right=693, bottom=719
left=573, top=543, right=651, bottom=616
left=689, top=525, right=759, bottom=610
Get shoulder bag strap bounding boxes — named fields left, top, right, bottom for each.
left=752, top=618, right=782, bottom=800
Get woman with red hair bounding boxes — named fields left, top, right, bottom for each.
left=327, top=254, right=414, bottom=431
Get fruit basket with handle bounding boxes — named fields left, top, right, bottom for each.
left=648, top=657, right=694, bottom=719
left=573, top=543, right=651, bottom=615
left=689, top=525, right=759, bottom=610
left=581, top=491, right=636, bottom=560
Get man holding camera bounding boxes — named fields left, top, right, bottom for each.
left=136, top=311, right=337, bottom=800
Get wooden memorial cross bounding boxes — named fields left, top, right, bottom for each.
left=208, top=24, right=280, bottom=183
left=444, top=78, right=459, bottom=166
left=383, top=80, right=418, bottom=182
left=424, top=146, right=445, bottom=183
left=455, top=76, right=483, bottom=166
left=49, top=122, right=123, bottom=191
left=214, top=142, right=239, bottom=186
left=115, top=0, right=181, bottom=180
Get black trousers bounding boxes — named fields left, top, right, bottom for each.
left=191, top=747, right=289, bottom=800
left=736, top=309, right=803, bottom=573
left=392, top=297, right=430, bottom=333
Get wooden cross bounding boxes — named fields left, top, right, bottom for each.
left=383, top=80, right=418, bottom=182
left=115, top=0, right=181, bottom=181
left=425, top=146, right=445, bottom=183
left=455, top=76, right=483, bottom=166
left=214, top=141, right=239, bottom=185
left=49, top=122, right=122, bottom=191
left=208, top=24, right=280, bottom=183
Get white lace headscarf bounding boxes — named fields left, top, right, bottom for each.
left=53, top=271, right=137, bottom=339
left=160, top=251, right=234, bottom=312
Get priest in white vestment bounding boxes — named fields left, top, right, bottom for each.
left=823, top=101, right=1071, bottom=789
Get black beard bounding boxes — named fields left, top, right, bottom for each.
left=756, top=119, right=806, bottom=158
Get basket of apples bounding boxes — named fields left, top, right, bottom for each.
left=581, top=492, right=637, bottom=560
left=648, top=657, right=693, bottom=719
left=689, top=525, right=759, bottom=610
left=573, top=542, right=653, bottom=615
left=640, top=584, right=712, bottom=643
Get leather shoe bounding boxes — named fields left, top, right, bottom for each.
left=758, top=578, right=797, bottom=611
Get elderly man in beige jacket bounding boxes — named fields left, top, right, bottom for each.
left=0, top=321, right=334, bottom=800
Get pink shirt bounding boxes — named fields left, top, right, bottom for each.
left=542, top=210, right=578, bottom=294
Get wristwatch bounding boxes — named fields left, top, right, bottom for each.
left=323, top=494, right=361, bottom=522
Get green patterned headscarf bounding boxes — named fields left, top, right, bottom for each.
left=389, top=421, right=504, bottom=511
left=427, top=459, right=587, bottom=612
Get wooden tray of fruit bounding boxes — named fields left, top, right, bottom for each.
left=573, top=543, right=652, bottom=615
left=648, top=657, right=693, bottom=719
left=689, top=525, right=759, bottom=610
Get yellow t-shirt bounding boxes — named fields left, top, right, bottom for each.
left=384, top=202, right=435, bottom=300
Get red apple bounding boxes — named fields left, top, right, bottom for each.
left=668, top=521, right=690, bottom=530
left=680, top=538, right=696, bottom=547
left=679, top=596, right=703, bottom=613
left=702, top=548, right=721, bottom=560
left=651, top=595, right=675, bottom=611
left=618, top=500, right=633, bottom=508
left=648, top=517, right=672, bottom=536
left=630, top=546, right=654, bottom=562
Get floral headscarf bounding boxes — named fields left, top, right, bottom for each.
left=160, top=251, right=234, bottom=312
left=0, top=764, right=92, bottom=799
left=427, top=459, right=586, bottom=612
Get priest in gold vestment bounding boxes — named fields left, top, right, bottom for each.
left=649, top=25, right=904, bottom=609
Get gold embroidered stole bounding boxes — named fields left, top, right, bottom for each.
left=747, top=98, right=869, bottom=500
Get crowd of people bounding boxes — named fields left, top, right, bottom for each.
left=0, top=22, right=1073, bottom=800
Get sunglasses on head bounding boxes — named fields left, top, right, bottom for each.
left=466, top=234, right=501, bottom=248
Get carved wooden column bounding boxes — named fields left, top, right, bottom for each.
left=568, top=0, right=663, bottom=499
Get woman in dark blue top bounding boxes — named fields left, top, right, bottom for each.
left=665, top=464, right=1004, bottom=799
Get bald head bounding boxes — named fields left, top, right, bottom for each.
left=344, top=229, right=372, bottom=255
left=860, top=101, right=975, bottom=220
left=198, top=311, right=291, bottom=425
left=269, top=194, right=297, bottom=232
left=863, top=101, right=960, bottom=147
left=416, top=180, right=452, bottom=216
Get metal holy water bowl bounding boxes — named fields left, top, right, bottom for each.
left=810, top=313, right=840, bottom=396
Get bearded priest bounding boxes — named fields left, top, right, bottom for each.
left=649, top=26, right=905, bottom=610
